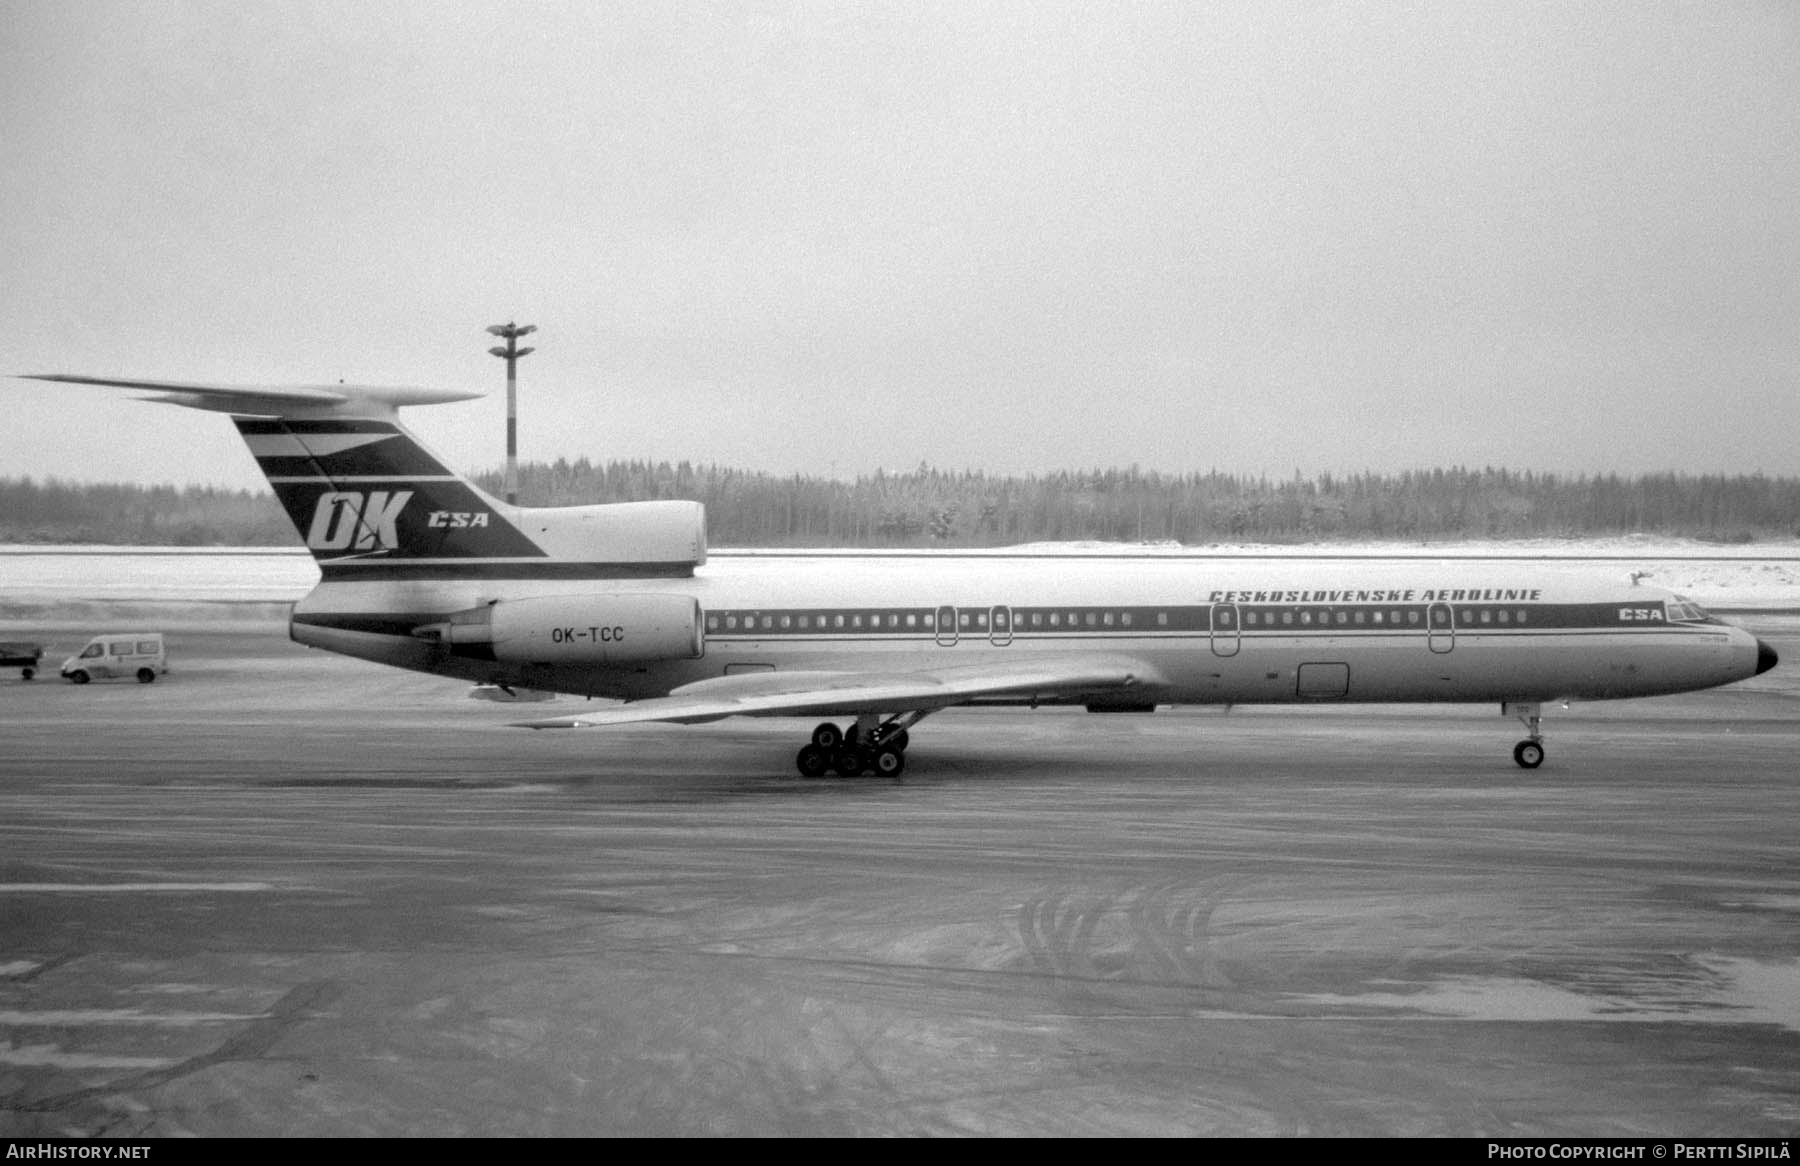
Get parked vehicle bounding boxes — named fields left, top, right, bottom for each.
left=2, top=642, right=44, bottom=681
left=61, top=634, right=167, bottom=684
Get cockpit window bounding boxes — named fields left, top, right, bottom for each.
left=1667, top=595, right=1721, bottom=624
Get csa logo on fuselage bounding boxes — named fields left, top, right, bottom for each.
left=306, top=490, right=414, bottom=552
left=427, top=511, right=491, bottom=529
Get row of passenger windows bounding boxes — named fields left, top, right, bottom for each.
left=704, top=605, right=1540, bottom=633
left=704, top=609, right=1171, bottom=632
left=1226, top=608, right=1532, bottom=628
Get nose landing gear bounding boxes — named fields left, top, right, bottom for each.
left=1506, top=702, right=1546, bottom=769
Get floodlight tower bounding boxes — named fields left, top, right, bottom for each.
left=486, top=321, right=536, bottom=505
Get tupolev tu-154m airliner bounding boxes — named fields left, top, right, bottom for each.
left=23, top=374, right=1778, bottom=777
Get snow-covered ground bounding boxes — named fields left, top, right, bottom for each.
left=4, top=539, right=1800, bottom=611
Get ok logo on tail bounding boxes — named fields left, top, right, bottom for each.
left=306, top=490, right=414, bottom=553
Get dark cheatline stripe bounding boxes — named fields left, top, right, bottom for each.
left=702, top=628, right=1698, bottom=641
left=701, top=601, right=1679, bottom=635
left=233, top=417, right=455, bottom=479
left=296, top=595, right=1690, bottom=628
left=291, top=612, right=499, bottom=660
left=297, top=609, right=1711, bottom=647
left=316, top=561, right=698, bottom=580
left=235, top=419, right=398, bottom=434
left=293, top=612, right=441, bottom=637
left=254, top=450, right=454, bottom=478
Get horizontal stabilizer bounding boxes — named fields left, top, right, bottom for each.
left=21, top=370, right=705, bottom=576
left=20, top=374, right=481, bottom=418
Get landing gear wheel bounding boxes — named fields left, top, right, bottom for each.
left=137, top=668, right=156, bottom=684
left=796, top=744, right=831, bottom=778
left=20, top=667, right=33, bottom=681
left=833, top=747, right=869, bottom=777
left=1513, top=740, right=1545, bottom=769
left=810, top=722, right=843, bottom=750
left=872, top=745, right=905, bottom=777
left=877, top=728, right=910, bottom=753
left=67, top=670, right=89, bottom=685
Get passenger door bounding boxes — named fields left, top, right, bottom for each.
left=1210, top=603, right=1240, bottom=657
left=1428, top=603, right=1455, bottom=654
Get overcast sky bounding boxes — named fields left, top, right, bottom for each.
left=4, top=1, right=1798, bottom=492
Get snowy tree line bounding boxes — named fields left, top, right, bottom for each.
left=483, top=461, right=1800, bottom=546
left=4, top=464, right=1798, bottom=546
left=0, top=478, right=289, bottom=545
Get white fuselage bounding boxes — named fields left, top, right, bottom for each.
left=26, top=377, right=1773, bottom=764
left=289, top=552, right=1766, bottom=709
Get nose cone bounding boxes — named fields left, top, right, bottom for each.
left=1756, top=639, right=1779, bottom=676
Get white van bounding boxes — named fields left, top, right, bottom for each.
left=61, top=634, right=168, bottom=684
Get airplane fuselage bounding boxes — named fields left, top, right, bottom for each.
left=289, top=553, right=1767, bottom=709
left=25, top=374, right=1775, bottom=774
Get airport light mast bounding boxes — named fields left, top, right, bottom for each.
left=486, top=321, right=535, bottom=505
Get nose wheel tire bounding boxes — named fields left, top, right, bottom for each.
left=1513, top=740, right=1545, bottom=769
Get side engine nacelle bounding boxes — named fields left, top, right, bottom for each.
left=417, top=593, right=703, bottom=665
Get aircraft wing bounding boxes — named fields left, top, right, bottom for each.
left=513, top=653, right=1165, bottom=729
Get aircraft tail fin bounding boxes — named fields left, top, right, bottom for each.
left=20, top=374, right=706, bottom=578
left=233, top=414, right=551, bottom=566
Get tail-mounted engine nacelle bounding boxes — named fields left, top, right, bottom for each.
left=415, top=593, right=703, bottom=665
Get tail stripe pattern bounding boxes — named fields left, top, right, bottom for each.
left=234, top=417, right=546, bottom=563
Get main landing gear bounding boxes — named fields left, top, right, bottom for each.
left=1506, top=702, right=1545, bottom=769
left=795, top=712, right=928, bottom=778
